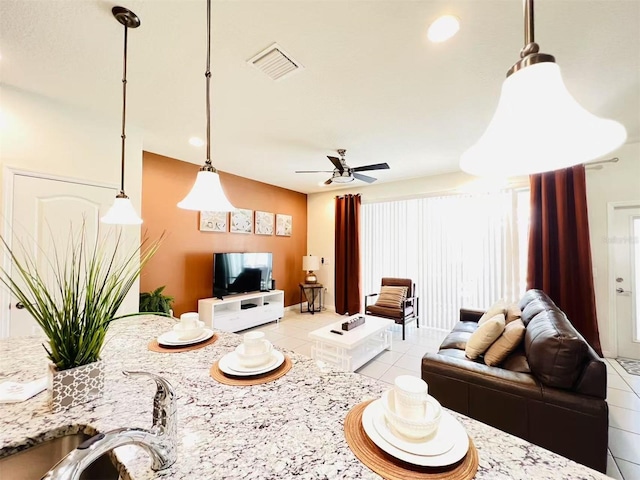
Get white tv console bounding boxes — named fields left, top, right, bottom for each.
left=198, top=290, right=285, bottom=332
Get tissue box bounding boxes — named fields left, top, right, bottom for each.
left=342, top=315, right=365, bottom=331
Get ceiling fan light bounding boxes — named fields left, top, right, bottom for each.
left=332, top=172, right=354, bottom=183
left=461, top=62, right=627, bottom=177
left=101, top=195, right=143, bottom=225
left=177, top=170, right=234, bottom=212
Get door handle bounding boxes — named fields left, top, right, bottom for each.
left=15, top=302, right=25, bottom=309
left=616, top=288, right=632, bottom=294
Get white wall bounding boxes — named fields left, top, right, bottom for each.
left=307, top=170, right=527, bottom=308
left=0, top=85, right=143, bottom=318
left=586, top=142, right=640, bottom=357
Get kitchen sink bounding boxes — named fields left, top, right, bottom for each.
left=0, top=432, right=120, bottom=480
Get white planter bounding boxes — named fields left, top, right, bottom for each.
left=48, top=360, right=105, bottom=412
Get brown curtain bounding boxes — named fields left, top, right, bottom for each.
left=335, top=194, right=361, bottom=315
left=527, top=165, right=602, bottom=356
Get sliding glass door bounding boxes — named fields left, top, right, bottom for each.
left=361, top=189, right=529, bottom=331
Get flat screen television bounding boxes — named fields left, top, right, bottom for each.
left=213, top=252, right=273, bottom=298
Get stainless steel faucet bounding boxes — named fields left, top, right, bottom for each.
left=42, top=371, right=177, bottom=480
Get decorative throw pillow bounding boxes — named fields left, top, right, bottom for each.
left=478, top=300, right=507, bottom=326
left=465, top=313, right=506, bottom=359
left=506, top=303, right=522, bottom=324
left=484, top=319, right=526, bottom=366
left=375, top=286, right=408, bottom=308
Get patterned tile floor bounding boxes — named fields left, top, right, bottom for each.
left=244, top=307, right=640, bottom=479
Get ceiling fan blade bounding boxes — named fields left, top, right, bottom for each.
left=353, top=172, right=377, bottom=183
left=351, top=162, right=390, bottom=172
left=295, top=170, right=334, bottom=173
left=324, top=178, right=333, bottom=185
left=328, top=156, right=344, bottom=173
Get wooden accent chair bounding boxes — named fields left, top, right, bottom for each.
left=364, top=278, right=420, bottom=340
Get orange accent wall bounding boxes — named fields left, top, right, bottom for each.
left=141, top=152, right=307, bottom=316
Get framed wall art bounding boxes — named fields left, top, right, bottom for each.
left=255, top=211, right=274, bottom=235
left=230, top=208, right=253, bottom=234
left=276, top=214, right=292, bottom=237
left=199, top=211, right=228, bottom=232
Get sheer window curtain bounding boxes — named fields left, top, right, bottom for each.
left=361, top=190, right=529, bottom=331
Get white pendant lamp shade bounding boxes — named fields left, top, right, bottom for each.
left=178, top=0, right=234, bottom=213
left=101, top=196, right=143, bottom=225
left=461, top=63, right=627, bottom=177
left=177, top=170, right=234, bottom=212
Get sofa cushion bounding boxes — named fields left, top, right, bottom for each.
left=524, top=309, right=588, bottom=389
left=519, top=290, right=557, bottom=327
left=452, top=321, right=479, bottom=334
left=484, top=319, right=526, bottom=366
left=440, top=331, right=473, bottom=351
left=478, top=300, right=507, bottom=326
left=501, top=348, right=531, bottom=373
left=375, top=285, right=407, bottom=308
left=506, top=303, right=522, bottom=324
left=465, top=313, right=505, bottom=359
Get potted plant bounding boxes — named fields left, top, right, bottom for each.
left=140, top=286, right=174, bottom=316
left=0, top=224, right=162, bottom=412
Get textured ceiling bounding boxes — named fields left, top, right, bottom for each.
left=1, top=0, right=639, bottom=193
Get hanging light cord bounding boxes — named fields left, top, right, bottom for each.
left=202, top=0, right=216, bottom=173
left=118, top=23, right=129, bottom=198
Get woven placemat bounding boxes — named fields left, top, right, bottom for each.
left=210, top=355, right=292, bottom=386
left=344, top=400, right=478, bottom=480
left=148, top=334, right=218, bottom=353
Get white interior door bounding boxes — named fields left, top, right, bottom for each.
left=612, top=205, right=640, bottom=360
left=2, top=173, right=119, bottom=337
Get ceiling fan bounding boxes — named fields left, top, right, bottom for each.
left=295, top=149, right=390, bottom=185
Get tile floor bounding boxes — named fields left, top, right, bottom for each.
left=245, top=308, right=640, bottom=479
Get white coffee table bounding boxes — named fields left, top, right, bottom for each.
left=308, top=316, right=393, bottom=371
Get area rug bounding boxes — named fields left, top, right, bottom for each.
left=616, top=358, right=640, bottom=376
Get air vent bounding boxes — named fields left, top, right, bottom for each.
left=247, top=43, right=304, bottom=81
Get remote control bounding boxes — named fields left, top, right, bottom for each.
left=330, top=329, right=344, bottom=335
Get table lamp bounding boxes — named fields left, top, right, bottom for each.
left=302, top=255, right=320, bottom=284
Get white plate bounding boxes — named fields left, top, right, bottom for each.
left=362, top=400, right=469, bottom=467
left=157, top=329, right=214, bottom=347
left=372, top=402, right=455, bottom=456
left=227, top=351, right=279, bottom=373
left=218, top=350, right=285, bottom=377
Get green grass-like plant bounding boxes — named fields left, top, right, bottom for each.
left=139, top=286, right=174, bottom=315
left=0, top=224, right=162, bottom=371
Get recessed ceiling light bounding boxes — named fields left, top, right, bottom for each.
left=189, top=137, right=204, bottom=147
left=428, top=15, right=460, bottom=43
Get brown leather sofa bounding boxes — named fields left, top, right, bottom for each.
left=421, top=289, right=608, bottom=473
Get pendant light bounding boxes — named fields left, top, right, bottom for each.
left=101, top=6, right=143, bottom=225
left=460, top=0, right=627, bottom=177
left=177, top=0, right=234, bottom=212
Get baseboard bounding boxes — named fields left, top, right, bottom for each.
left=602, top=349, right=616, bottom=359
left=284, top=303, right=301, bottom=312
left=284, top=303, right=334, bottom=313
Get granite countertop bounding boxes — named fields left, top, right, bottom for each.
left=0, top=316, right=611, bottom=479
